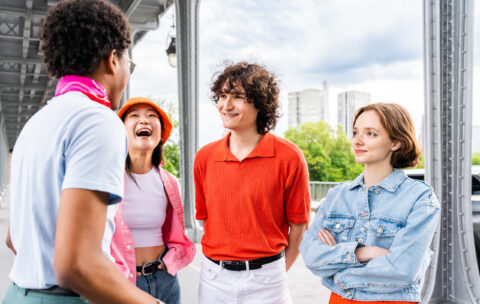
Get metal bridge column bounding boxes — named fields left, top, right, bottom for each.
left=423, top=0, right=480, bottom=302
left=0, top=111, right=8, bottom=203
left=174, top=0, right=202, bottom=242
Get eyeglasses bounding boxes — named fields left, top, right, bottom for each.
left=127, top=58, right=136, bottom=74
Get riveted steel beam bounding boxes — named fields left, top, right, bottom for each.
left=0, top=85, right=46, bottom=92
left=0, top=34, right=39, bottom=41
left=125, top=0, right=143, bottom=19
left=0, top=70, right=46, bottom=77
left=174, top=0, right=201, bottom=242
left=16, top=0, right=34, bottom=139
left=0, top=56, right=43, bottom=64
left=0, top=5, right=44, bottom=18
left=423, top=0, right=480, bottom=303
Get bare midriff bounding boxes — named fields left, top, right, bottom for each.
left=135, top=244, right=166, bottom=265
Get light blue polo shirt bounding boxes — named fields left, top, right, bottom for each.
left=9, top=91, right=128, bottom=289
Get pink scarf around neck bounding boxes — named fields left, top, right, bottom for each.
left=55, top=75, right=111, bottom=108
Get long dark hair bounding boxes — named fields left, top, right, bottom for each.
left=122, top=112, right=164, bottom=185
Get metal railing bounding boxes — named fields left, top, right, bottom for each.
left=309, top=181, right=340, bottom=201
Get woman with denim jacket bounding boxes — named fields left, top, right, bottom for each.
left=110, top=97, right=196, bottom=304
left=300, top=103, right=440, bottom=303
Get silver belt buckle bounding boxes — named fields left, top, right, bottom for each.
left=141, top=261, right=155, bottom=276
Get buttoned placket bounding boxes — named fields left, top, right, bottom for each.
left=126, top=240, right=134, bottom=279
left=355, top=185, right=370, bottom=244
left=115, top=210, right=136, bottom=282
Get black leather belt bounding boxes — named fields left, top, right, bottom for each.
left=136, top=246, right=168, bottom=276
left=207, top=251, right=284, bottom=271
left=26, top=285, right=79, bottom=297
left=136, top=260, right=162, bottom=276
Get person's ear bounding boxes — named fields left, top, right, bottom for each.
left=392, top=140, right=401, bottom=152
left=105, top=49, right=119, bottom=74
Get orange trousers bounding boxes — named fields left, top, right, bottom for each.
left=329, top=292, right=418, bottom=304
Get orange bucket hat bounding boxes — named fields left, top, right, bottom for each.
left=117, top=97, right=173, bottom=144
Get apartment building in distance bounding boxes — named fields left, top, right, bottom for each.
left=288, top=81, right=329, bottom=128
left=337, top=90, right=371, bottom=138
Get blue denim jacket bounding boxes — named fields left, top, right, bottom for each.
left=300, top=169, right=440, bottom=302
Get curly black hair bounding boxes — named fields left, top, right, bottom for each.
left=40, top=0, right=131, bottom=78
left=211, top=62, right=280, bottom=134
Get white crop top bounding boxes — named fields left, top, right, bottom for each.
left=122, top=167, right=168, bottom=248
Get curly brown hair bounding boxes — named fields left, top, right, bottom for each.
left=211, top=62, right=280, bottom=134
left=40, top=0, right=131, bottom=78
left=353, top=103, right=421, bottom=169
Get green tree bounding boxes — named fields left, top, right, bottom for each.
left=146, top=97, right=180, bottom=177
left=473, top=152, right=480, bottom=165
left=329, top=127, right=363, bottom=180
left=415, top=153, right=424, bottom=169
left=163, top=143, right=180, bottom=177
left=284, top=122, right=363, bottom=182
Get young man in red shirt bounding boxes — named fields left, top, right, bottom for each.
left=194, top=62, right=311, bottom=304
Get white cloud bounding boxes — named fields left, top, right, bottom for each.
left=129, top=11, right=178, bottom=104
left=129, top=0, right=479, bottom=148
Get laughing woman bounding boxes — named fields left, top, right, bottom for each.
left=111, top=97, right=195, bottom=304
left=300, top=103, right=440, bottom=303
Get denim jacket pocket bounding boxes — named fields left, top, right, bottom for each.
left=323, top=216, right=355, bottom=242
left=366, top=218, right=402, bottom=249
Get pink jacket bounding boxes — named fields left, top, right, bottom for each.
left=111, top=167, right=196, bottom=284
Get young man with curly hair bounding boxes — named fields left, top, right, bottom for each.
left=4, top=1, right=161, bottom=303
left=194, top=62, right=311, bottom=303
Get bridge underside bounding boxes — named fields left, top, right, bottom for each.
left=0, top=0, right=171, bottom=149
left=0, top=0, right=172, bottom=200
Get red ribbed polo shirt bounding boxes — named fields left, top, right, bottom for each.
left=194, top=132, right=310, bottom=260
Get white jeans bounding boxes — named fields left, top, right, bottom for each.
left=198, top=255, right=292, bottom=304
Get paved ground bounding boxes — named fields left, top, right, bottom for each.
left=0, top=191, right=330, bottom=303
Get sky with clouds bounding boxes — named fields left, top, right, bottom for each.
left=130, top=0, right=480, bottom=148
